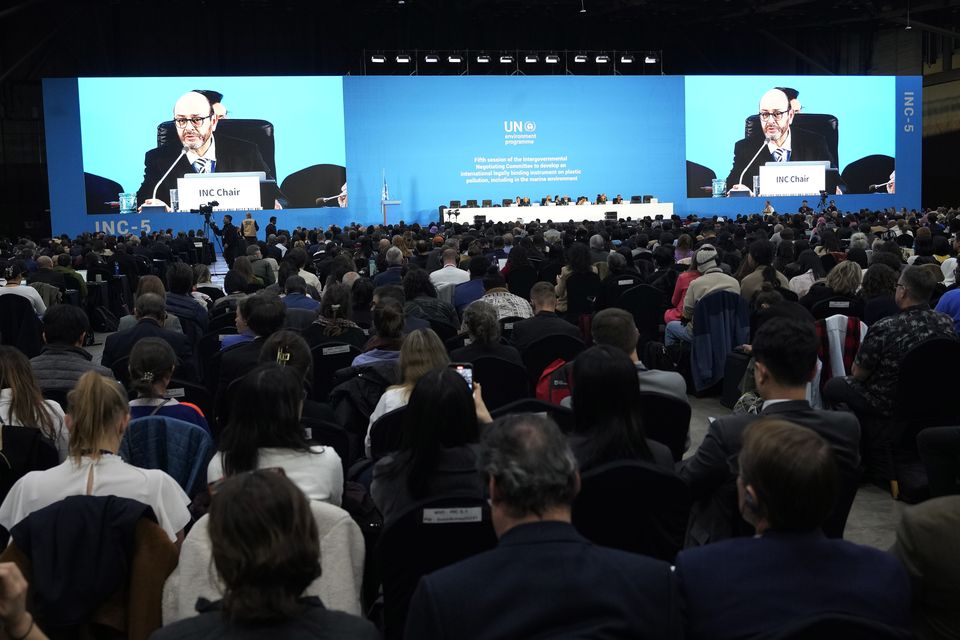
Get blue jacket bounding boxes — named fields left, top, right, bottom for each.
left=691, top=290, right=749, bottom=392
left=119, top=416, right=214, bottom=498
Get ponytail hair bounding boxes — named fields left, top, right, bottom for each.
left=128, top=338, right=177, bottom=398
left=67, top=371, right=128, bottom=462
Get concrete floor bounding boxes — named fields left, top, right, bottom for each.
left=687, top=395, right=902, bottom=550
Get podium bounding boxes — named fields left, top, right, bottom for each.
left=758, top=161, right=827, bottom=197
left=177, top=174, right=263, bottom=211
left=381, top=200, right=402, bottom=225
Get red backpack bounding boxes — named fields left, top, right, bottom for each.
left=535, top=359, right=574, bottom=406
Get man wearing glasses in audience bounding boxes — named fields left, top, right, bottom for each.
left=726, top=87, right=836, bottom=196
left=137, top=90, right=279, bottom=209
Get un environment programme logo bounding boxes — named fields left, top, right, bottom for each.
left=504, top=120, right=537, bottom=146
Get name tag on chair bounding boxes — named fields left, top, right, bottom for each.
left=828, top=301, right=851, bottom=308
left=165, top=388, right=185, bottom=398
left=422, top=507, right=482, bottom=524
left=322, top=345, right=351, bottom=356
left=618, top=279, right=634, bottom=286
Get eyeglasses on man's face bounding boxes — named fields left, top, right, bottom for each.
left=174, top=114, right=214, bottom=129
left=758, top=110, right=791, bottom=122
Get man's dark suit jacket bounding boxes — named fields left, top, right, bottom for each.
left=679, top=400, right=860, bottom=546
left=26, top=268, right=68, bottom=291
left=676, top=531, right=912, bottom=640
left=100, top=318, right=198, bottom=382
left=135, top=135, right=276, bottom=206
left=404, top=521, right=682, bottom=639
left=725, top=127, right=836, bottom=190
left=509, top=311, right=581, bottom=352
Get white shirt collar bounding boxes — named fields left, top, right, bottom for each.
left=761, top=398, right=792, bottom=411
left=186, top=135, right=217, bottom=166
left=767, top=129, right=792, bottom=155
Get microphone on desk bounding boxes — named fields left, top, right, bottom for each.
left=867, top=182, right=891, bottom=193
left=736, top=138, right=770, bottom=193
left=151, top=146, right=189, bottom=202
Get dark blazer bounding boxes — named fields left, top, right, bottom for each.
left=509, top=311, right=581, bottom=352
left=405, top=521, right=682, bottom=639
left=679, top=400, right=860, bottom=545
left=135, top=135, right=276, bottom=206
left=26, top=268, right=68, bottom=291
left=725, top=126, right=836, bottom=190
left=101, top=318, right=198, bottom=382
left=676, top=531, right=912, bottom=640
left=449, top=341, right=523, bottom=367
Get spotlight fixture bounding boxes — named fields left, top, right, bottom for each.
left=370, top=55, right=386, bottom=63
left=395, top=54, right=411, bottom=63
left=448, top=54, right=463, bottom=63
left=595, top=55, right=610, bottom=63
left=424, top=54, right=439, bottom=63
left=545, top=54, right=560, bottom=64
left=500, top=55, right=514, bottom=64
left=525, top=55, right=539, bottom=64
left=476, top=54, right=491, bottom=63
left=573, top=54, right=588, bottom=63
left=644, top=55, right=658, bottom=64
left=579, top=0, right=586, bottom=13
left=620, top=55, right=634, bottom=64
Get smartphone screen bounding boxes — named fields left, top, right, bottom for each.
left=449, top=363, right=473, bottom=390
left=368, top=258, right=378, bottom=276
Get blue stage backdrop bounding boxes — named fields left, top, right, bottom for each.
left=44, top=75, right=922, bottom=237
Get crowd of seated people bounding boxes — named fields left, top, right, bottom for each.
left=0, top=204, right=958, bottom=637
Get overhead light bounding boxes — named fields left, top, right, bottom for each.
left=525, top=55, right=539, bottom=64
left=579, top=0, right=586, bottom=12
left=500, top=55, right=514, bottom=64
left=545, top=54, right=560, bottom=64
left=595, top=55, right=610, bottom=63
left=424, top=54, right=439, bottom=63
left=448, top=54, right=463, bottom=63
left=395, top=54, right=411, bottom=63
left=574, top=54, right=588, bottom=63
left=476, top=54, right=491, bottom=63
left=370, top=55, right=386, bottom=64
left=620, top=55, right=634, bottom=64
left=644, top=55, right=658, bottom=64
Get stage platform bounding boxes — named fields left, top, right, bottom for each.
left=441, top=202, right=674, bottom=225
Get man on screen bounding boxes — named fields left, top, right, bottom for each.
left=136, top=91, right=279, bottom=209
left=725, top=88, right=837, bottom=196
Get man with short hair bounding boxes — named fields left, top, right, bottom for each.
left=52, top=253, right=86, bottom=298
left=101, top=293, right=198, bottom=381
left=282, top=275, right=320, bottom=311
left=246, top=244, right=276, bottom=286
left=429, top=248, right=469, bottom=288
left=26, top=256, right=67, bottom=291
left=373, top=246, right=405, bottom=287
left=30, top=305, right=112, bottom=391
left=824, top=265, right=958, bottom=422
left=405, top=414, right=682, bottom=639
left=680, top=317, right=860, bottom=546
left=264, top=216, right=277, bottom=240
left=676, top=419, right=911, bottom=639
left=509, top=281, right=581, bottom=351
left=165, top=262, right=208, bottom=338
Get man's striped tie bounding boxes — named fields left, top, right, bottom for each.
left=773, top=148, right=788, bottom=162
left=193, top=157, right=209, bottom=173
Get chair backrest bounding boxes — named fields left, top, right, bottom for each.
left=278, top=164, right=347, bottom=208
left=490, top=398, right=575, bottom=433
left=537, top=261, right=563, bottom=285
left=166, top=378, right=214, bottom=424
left=617, top=284, right=667, bottom=345
left=427, top=318, right=459, bottom=343
left=376, top=496, right=496, bottom=639
left=301, top=417, right=353, bottom=468
left=603, top=273, right=644, bottom=308
left=0, top=294, right=43, bottom=358
left=521, top=333, right=585, bottom=387
left=311, top=343, right=363, bottom=403
left=638, top=393, right=691, bottom=462
left=811, top=296, right=863, bottom=321
left=111, top=356, right=131, bottom=391
left=435, top=282, right=456, bottom=306
left=284, top=307, right=316, bottom=332
left=894, top=339, right=960, bottom=430
left=572, top=460, right=691, bottom=562
left=471, top=357, right=530, bottom=411
left=565, top=272, right=602, bottom=316
left=498, top=316, right=524, bottom=342
left=765, top=612, right=912, bottom=640
left=506, top=265, right=538, bottom=301
left=157, top=118, right=277, bottom=178
left=369, top=406, right=408, bottom=460
left=119, top=416, right=215, bottom=497
left=173, top=314, right=204, bottom=349
left=840, top=154, right=896, bottom=195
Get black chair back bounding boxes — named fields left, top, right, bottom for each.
left=601, top=273, right=644, bottom=309
left=301, top=417, right=352, bottom=467
left=506, top=266, right=538, bottom=300
left=839, top=154, right=896, bottom=194
left=376, top=496, right=496, bottom=640
left=521, top=334, right=585, bottom=387
left=173, top=314, right=204, bottom=349
left=0, top=295, right=43, bottom=358
left=166, top=378, right=215, bottom=428
left=490, top=398, right=575, bottom=433
left=639, top=393, right=691, bottom=462
left=369, top=406, right=407, bottom=460
left=564, top=272, right=601, bottom=317
left=110, top=356, right=131, bottom=391
left=214, top=376, right=243, bottom=439
left=284, top=308, right=316, bottom=332
left=572, top=460, right=690, bottom=562
left=498, top=316, right=523, bottom=342
left=311, top=343, right=362, bottom=402
left=617, top=284, right=667, bottom=346
left=471, top=357, right=530, bottom=411
left=765, top=612, right=912, bottom=640
left=279, top=164, right=347, bottom=208
left=894, top=339, right=960, bottom=437
left=810, top=297, right=863, bottom=321
left=427, top=319, right=459, bottom=343
left=41, top=388, right=70, bottom=412
left=537, top=262, right=563, bottom=286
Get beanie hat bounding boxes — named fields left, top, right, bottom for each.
left=696, top=245, right=718, bottom=273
